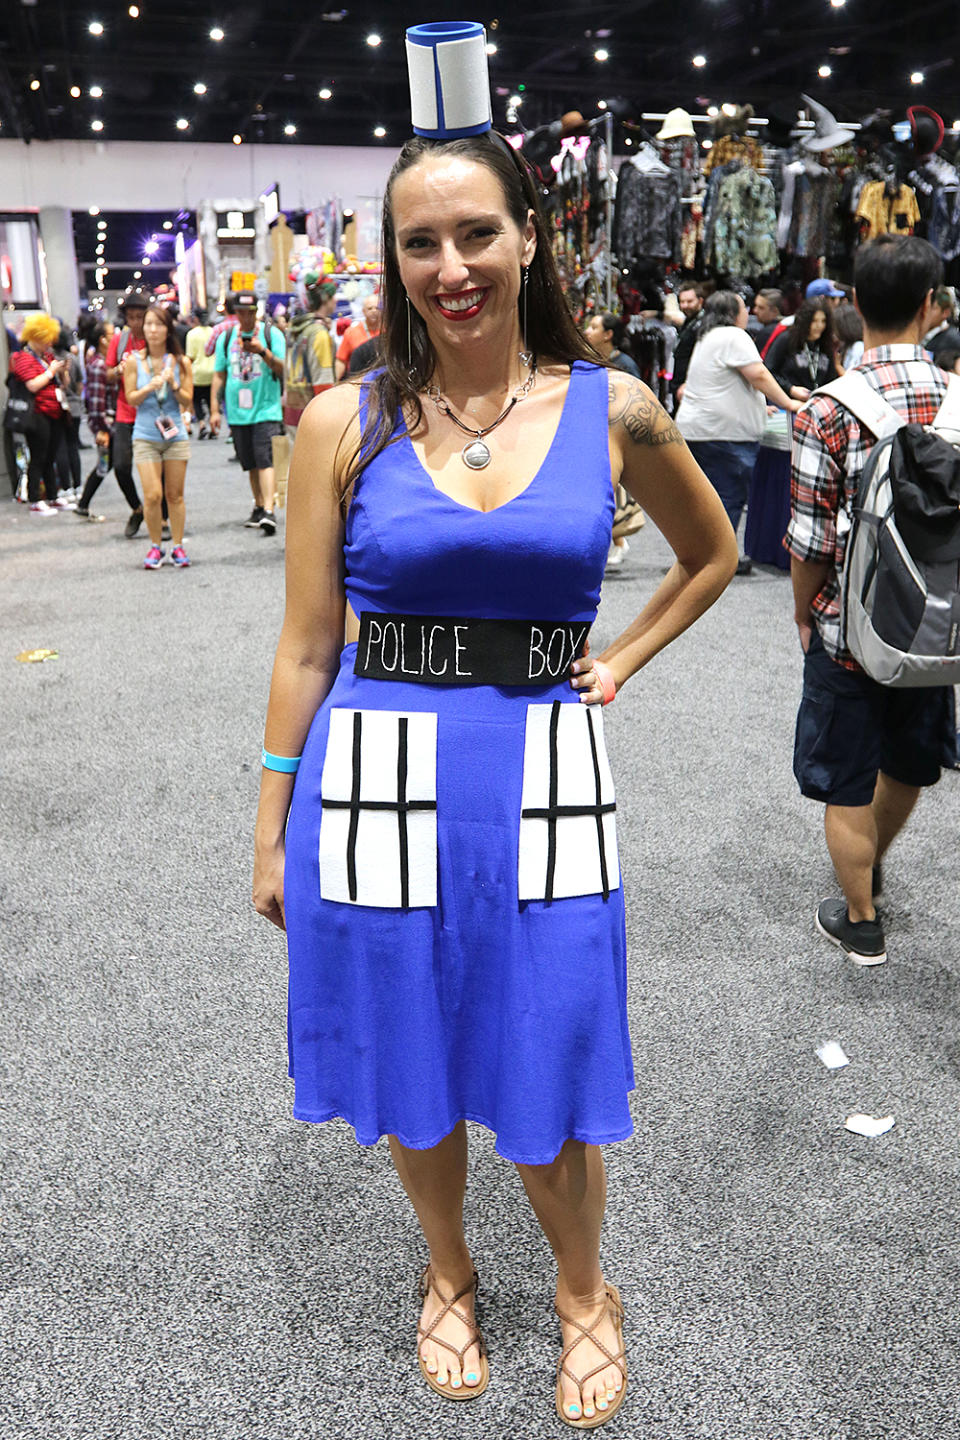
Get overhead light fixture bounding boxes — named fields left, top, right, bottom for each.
left=374, top=124, right=386, bottom=137
left=232, top=133, right=242, bottom=144
left=366, top=32, right=382, bottom=47
left=597, top=100, right=608, bottom=111
left=162, top=220, right=173, bottom=229
left=702, top=138, right=714, bottom=150
left=176, top=117, right=189, bottom=130
left=144, top=240, right=159, bottom=253
left=70, top=85, right=81, bottom=98
left=830, top=0, right=846, bottom=7
left=624, top=138, right=633, bottom=147
left=284, top=123, right=297, bottom=135
left=318, top=87, right=332, bottom=99
left=692, top=54, right=707, bottom=68
left=30, top=79, right=40, bottom=91
left=818, top=64, right=832, bottom=77
left=209, top=26, right=224, bottom=41
left=910, top=70, right=924, bottom=84
left=89, top=84, right=103, bottom=97
left=88, top=205, right=100, bottom=215
left=194, top=82, right=207, bottom=95
left=129, top=4, right=140, bottom=15
left=91, top=119, right=104, bottom=131
left=707, top=105, right=719, bottom=117
left=486, top=43, right=497, bottom=56
left=594, top=48, right=609, bottom=62
left=721, top=102, right=737, bottom=117
left=508, top=93, right=522, bottom=107
left=88, top=21, right=104, bottom=35
left=96, top=244, right=104, bottom=255
left=142, top=257, right=151, bottom=265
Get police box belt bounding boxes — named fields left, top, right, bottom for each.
left=354, top=612, right=591, bottom=686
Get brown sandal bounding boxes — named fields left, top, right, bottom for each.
left=416, top=1263, right=490, bottom=1401
left=554, top=1282, right=628, bottom=1429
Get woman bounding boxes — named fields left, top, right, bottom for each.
left=184, top=309, right=215, bottom=437
left=765, top=299, right=839, bottom=402
left=53, top=323, right=85, bottom=503
left=123, top=304, right=193, bottom=568
left=675, top=291, right=801, bottom=575
left=584, top=312, right=641, bottom=378
left=76, top=321, right=118, bottom=521
left=9, top=312, right=70, bottom=514
left=253, top=130, right=737, bottom=1427
left=833, top=302, right=864, bottom=371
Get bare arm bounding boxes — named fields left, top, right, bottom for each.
left=253, top=384, right=361, bottom=928
left=173, top=354, right=193, bottom=408
left=790, top=555, right=831, bottom=653
left=24, top=358, right=65, bottom=394
left=739, top=360, right=802, bottom=412
left=122, top=355, right=157, bottom=408
left=598, top=373, right=739, bottom=691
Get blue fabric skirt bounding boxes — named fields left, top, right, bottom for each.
left=283, top=644, right=636, bottom=1165
left=743, top=445, right=791, bottom=570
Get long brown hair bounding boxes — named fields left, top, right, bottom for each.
left=143, top=304, right=183, bottom=356
left=352, top=132, right=600, bottom=482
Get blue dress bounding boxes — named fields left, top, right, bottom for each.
left=283, top=361, right=636, bottom=1164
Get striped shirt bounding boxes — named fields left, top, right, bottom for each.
left=785, top=344, right=947, bottom=669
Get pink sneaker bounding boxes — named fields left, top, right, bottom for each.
left=171, top=545, right=190, bottom=568
left=143, top=545, right=165, bottom=569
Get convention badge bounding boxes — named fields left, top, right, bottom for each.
left=238, top=387, right=254, bottom=410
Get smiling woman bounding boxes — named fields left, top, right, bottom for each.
left=253, top=22, right=737, bottom=1433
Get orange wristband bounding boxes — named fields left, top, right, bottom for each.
left=592, top=659, right=616, bottom=705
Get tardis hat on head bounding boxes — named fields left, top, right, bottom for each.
left=406, top=21, right=493, bottom=138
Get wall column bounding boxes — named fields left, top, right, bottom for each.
left=38, top=206, right=80, bottom=322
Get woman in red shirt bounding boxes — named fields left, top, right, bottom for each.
left=10, top=312, right=71, bottom=513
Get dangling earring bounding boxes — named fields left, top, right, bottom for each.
left=406, top=294, right=416, bottom=384
left=519, top=265, right=532, bottom=368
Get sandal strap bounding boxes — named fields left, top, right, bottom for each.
left=417, top=1265, right=485, bottom=1365
left=554, top=1287, right=627, bottom=1386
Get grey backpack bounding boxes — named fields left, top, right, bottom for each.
left=817, top=369, right=960, bottom=687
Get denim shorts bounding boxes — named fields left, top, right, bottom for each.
left=793, top=629, right=957, bottom=805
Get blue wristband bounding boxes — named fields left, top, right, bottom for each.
left=261, top=748, right=301, bottom=773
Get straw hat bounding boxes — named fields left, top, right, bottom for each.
left=656, top=108, right=695, bottom=141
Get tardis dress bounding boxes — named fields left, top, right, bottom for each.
left=283, top=360, right=636, bottom=1165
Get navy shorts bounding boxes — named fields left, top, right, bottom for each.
left=793, top=629, right=957, bottom=806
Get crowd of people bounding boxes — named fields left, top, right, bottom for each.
left=4, top=277, right=384, bottom=568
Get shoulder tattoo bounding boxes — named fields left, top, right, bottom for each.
left=608, top=376, right=684, bottom=448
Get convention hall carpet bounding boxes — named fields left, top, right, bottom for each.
left=3, top=435, right=958, bottom=1440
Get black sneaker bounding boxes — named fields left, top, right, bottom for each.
left=815, top=898, right=887, bottom=966
left=258, top=509, right=277, bottom=536
left=244, top=506, right=264, bottom=528
left=124, top=507, right=144, bottom=539
left=735, top=556, right=753, bottom=576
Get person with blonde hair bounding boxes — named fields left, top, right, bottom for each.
left=9, top=312, right=71, bottom=513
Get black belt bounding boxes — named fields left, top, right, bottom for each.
left=354, top=612, right=591, bottom=687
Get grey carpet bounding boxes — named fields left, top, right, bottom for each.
left=2, top=443, right=959, bottom=1440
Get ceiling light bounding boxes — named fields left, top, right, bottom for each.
left=366, top=32, right=382, bottom=47
left=318, top=87, right=332, bottom=99
left=830, top=0, right=846, bottom=7
left=70, top=85, right=81, bottom=98
left=910, top=71, right=924, bottom=85
left=707, top=105, right=719, bottom=117
left=89, top=84, right=103, bottom=97
left=232, top=133, right=242, bottom=144
left=721, top=102, right=737, bottom=117
left=142, top=257, right=151, bottom=265
left=176, top=117, right=189, bottom=130
left=702, top=139, right=714, bottom=150
left=128, top=4, right=139, bottom=14
left=597, top=100, right=608, bottom=110
left=162, top=220, right=173, bottom=229
left=194, top=82, right=207, bottom=95
left=209, top=26, right=224, bottom=41
left=594, top=48, right=609, bottom=62
left=692, top=54, right=707, bottom=68
left=88, top=205, right=100, bottom=215
left=624, top=138, right=633, bottom=147
left=818, top=64, right=832, bottom=77
left=134, top=271, right=142, bottom=279
left=144, top=240, right=159, bottom=253
left=284, top=123, right=297, bottom=136
left=88, top=21, right=104, bottom=35
left=508, top=93, right=522, bottom=107
left=954, top=119, right=960, bottom=131
left=91, top=119, right=104, bottom=131
left=30, top=79, right=40, bottom=91
left=98, top=221, right=107, bottom=230
left=485, top=43, right=497, bottom=56
left=373, top=124, right=386, bottom=137
left=96, top=244, right=104, bottom=255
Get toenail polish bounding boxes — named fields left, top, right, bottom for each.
left=465, top=1372, right=478, bottom=1383
left=451, top=1377, right=462, bottom=1388
left=568, top=1405, right=581, bottom=1417
left=598, top=1399, right=609, bottom=1411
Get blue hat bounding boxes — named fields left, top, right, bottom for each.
left=806, top=278, right=845, bottom=299
left=405, top=21, right=492, bottom=139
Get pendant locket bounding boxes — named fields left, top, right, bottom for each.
left=462, top=439, right=492, bottom=470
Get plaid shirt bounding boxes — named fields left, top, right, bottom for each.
left=82, top=349, right=117, bottom=436
left=785, top=344, right=947, bottom=669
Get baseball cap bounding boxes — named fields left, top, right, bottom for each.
left=121, top=285, right=151, bottom=309
left=232, top=291, right=257, bottom=309
left=806, top=278, right=845, bottom=299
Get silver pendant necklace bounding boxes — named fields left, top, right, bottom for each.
left=426, top=356, right=538, bottom=469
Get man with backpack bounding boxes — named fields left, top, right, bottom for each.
left=785, top=235, right=958, bottom=967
